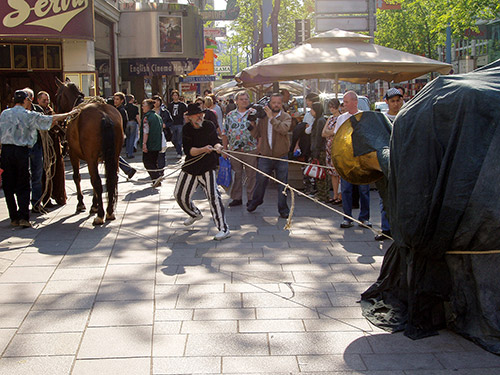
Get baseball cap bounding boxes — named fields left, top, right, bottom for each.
left=14, top=90, right=28, bottom=101
left=384, top=88, right=403, bottom=100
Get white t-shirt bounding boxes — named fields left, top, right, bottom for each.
left=267, top=111, right=281, bottom=149
left=334, top=110, right=361, bottom=133
left=303, top=110, right=315, bottom=134
left=385, top=113, right=397, bottom=123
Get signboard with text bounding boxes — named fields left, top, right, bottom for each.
left=181, top=76, right=216, bottom=82
left=215, top=66, right=231, bottom=73
left=188, top=49, right=214, bottom=76
left=0, top=0, right=94, bottom=39
left=127, top=58, right=198, bottom=76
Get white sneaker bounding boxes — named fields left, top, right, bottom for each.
left=184, top=213, right=203, bottom=226
left=213, top=229, right=231, bottom=241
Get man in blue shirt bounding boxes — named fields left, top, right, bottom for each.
left=0, top=90, right=75, bottom=228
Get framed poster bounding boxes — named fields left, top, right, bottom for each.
left=158, top=16, right=183, bottom=54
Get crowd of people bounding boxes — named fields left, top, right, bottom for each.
left=0, top=85, right=403, bottom=242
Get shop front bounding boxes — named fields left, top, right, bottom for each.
left=0, top=0, right=119, bottom=110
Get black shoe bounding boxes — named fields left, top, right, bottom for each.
left=127, top=169, right=136, bottom=179
left=246, top=201, right=261, bottom=212
left=228, top=199, right=242, bottom=207
left=375, top=230, right=392, bottom=241
left=280, top=212, right=289, bottom=219
left=340, top=220, right=354, bottom=228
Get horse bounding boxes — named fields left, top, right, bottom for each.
left=54, top=78, right=123, bottom=225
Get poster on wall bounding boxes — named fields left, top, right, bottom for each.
left=159, top=16, right=182, bottom=53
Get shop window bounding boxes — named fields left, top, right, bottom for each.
left=13, top=45, right=28, bottom=69
left=0, top=45, right=11, bottom=69
left=47, top=45, right=61, bottom=69
left=64, top=72, right=97, bottom=97
left=30, top=45, right=45, bottom=69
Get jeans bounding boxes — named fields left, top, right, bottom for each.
left=340, top=178, right=370, bottom=222
left=380, top=198, right=391, bottom=232
left=29, top=140, right=43, bottom=207
left=2, top=145, right=31, bottom=221
left=250, top=156, right=289, bottom=215
left=157, top=152, right=166, bottom=176
left=171, top=125, right=183, bottom=155
left=125, top=120, right=138, bottom=157
left=119, top=156, right=135, bottom=175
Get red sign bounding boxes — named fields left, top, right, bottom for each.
left=0, top=0, right=94, bottom=40
left=376, top=0, right=401, bottom=10
left=181, top=83, right=197, bottom=92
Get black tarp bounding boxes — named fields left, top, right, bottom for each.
left=358, top=60, right=500, bottom=354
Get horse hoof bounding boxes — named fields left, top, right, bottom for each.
left=106, top=213, right=116, bottom=221
left=76, top=204, right=86, bottom=212
left=92, top=217, right=104, bottom=226
left=90, top=206, right=99, bottom=214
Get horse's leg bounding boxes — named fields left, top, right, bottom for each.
left=70, top=152, right=85, bottom=212
left=88, top=161, right=105, bottom=225
left=105, top=154, right=119, bottom=221
left=90, top=191, right=99, bottom=214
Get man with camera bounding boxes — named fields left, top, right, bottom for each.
left=222, top=91, right=259, bottom=207
left=247, top=93, right=292, bottom=218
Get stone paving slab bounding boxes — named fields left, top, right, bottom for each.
left=1, top=151, right=499, bottom=374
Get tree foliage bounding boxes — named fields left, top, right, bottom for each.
left=220, top=0, right=314, bottom=72
left=376, top=0, right=500, bottom=59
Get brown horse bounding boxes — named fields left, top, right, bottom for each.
left=55, top=79, right=123, bottom=225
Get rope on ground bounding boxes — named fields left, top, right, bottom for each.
left=36, top=130, right=56, bottom=210
left=445, top=250, right=500, bottom=255
left=222, top=150, right=389, bottom=237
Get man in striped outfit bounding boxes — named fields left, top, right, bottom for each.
left=174, top=103, right=230, bottom=241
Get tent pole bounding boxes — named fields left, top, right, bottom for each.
left=302, top=79, right=307, bottom=112
left=334, top=74, right=338, bottom=98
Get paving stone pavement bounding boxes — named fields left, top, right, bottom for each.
left=1, top=149, right=500, bottom=375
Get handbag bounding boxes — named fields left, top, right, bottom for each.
left=161, top=131, right=167, bottom=153
left=304, top=160, right=326, bottom=180
left=216, top=156, right=232, bottom=187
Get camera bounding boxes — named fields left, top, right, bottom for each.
left=246, top=96, right=270, bottom=122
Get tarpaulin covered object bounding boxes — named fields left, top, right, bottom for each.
left=359, top=60, right=500, bottom=353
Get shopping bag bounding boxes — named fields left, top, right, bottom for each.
left=161, top=131, right=167, bottom=153
left=216, top=156, right=232, bottom=187
left=304, top=160, right=326, bottom=180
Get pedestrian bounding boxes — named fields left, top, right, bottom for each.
left=113, top=92, right=137, bottom=179
left=0, top=90, right=75, bottom=227
left=167, top=90, right=188, bottom=158
left=174, top=103, right=230, bottom=241
left=153, top=95, right=173, bottom=175
left=374, top=87, right=403, bottom=241
left=322, top=98, right=342, bottom=205
left=140, top=99, right=163, bottom=187
left=37, top=90, right=66, bottom=207
left=124, top=94, right=140, bottom=159
left=310, top=101, right=328, bottom=203
left=222, top=91, right=258, bottom=207
left=195, top=96, right=218, bottom=127
left=335, top=91, right=372, bottom=228
left=208, top=94, right=224, bottom=133
left=225, top=98, right=236, bottom=115
left=246, top=93, right=292, bottom=218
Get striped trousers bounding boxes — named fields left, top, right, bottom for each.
left=174, top=169, right=228, bottom=232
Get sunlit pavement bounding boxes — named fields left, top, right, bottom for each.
left=1, top=147, right=500, bottom=375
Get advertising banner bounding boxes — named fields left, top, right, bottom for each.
left=188, top=49, right=214, bottom=76
left=159, top=15, right=182, bottom=53
left=0, top=0, right=94, bottom=39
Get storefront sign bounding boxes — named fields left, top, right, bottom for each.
left=188, top=49, right=214, bottom=76
left=0, top=0, right=94, bottom=39
left=181, top=83, right=198, bottom=92
left=204, top=27, right=226, bottom=38
left=127, top=58, right=198, bottom=76
left=215, top=66, right=231, bottom=73
left=181, top=76, right=216, bottom=82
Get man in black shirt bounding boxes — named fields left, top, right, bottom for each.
left=167, top=90, right=188, bottom=158
left=174, top=103, right=230, bottom=241
left=124, top=94, right=140, bottom=159
left=113, top=92, right=136, bottom=179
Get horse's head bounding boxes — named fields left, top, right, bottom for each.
left=55, top=77, right=85, bottom=113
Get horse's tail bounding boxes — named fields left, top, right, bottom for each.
left=101, top=114, right=118, bottom=210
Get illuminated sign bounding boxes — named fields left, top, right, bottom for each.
left=0, top=0, right=94, bottom=39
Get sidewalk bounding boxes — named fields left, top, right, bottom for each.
left=1, top=149, right=500, bottom=374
